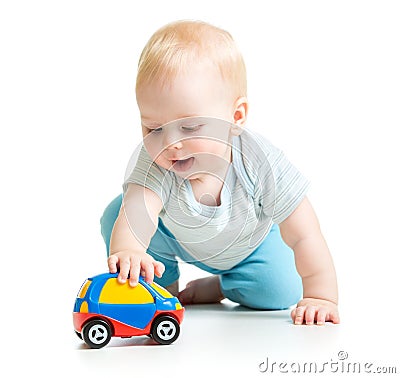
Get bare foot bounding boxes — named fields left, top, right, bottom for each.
left=166, top=280, right=179, bottom=297
left=178, top=276, right=225, bottom=305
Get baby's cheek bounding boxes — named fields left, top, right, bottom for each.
left=189, top=140, right=216, bottom=153
left=144, top=142, right=162, bottom=160
left=154, top=156, right=171, bottom=170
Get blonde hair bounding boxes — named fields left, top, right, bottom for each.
left=136, top=20, right=247, bottom=98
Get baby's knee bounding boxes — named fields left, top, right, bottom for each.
left=221, top=275, right=302, bottom=310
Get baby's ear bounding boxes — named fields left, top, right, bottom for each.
left=231, top=96, right=248, bottom=135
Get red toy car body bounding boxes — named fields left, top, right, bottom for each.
left=73, top=273, right=184, bottom=348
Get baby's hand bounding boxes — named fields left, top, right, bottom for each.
left=108, top=250, right=165, bottom=287
left=291, top=298, right=340, bottom=325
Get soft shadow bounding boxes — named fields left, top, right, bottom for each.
left=75, top=336, right=159, bottom=350
left=184, top=302, right=293, bottom=319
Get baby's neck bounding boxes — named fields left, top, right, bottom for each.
left=188, top=146, right=232, bottom=206
left=189, top=175, right=225, bottom=206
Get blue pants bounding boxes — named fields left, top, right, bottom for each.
left=100, top=194, right=302, bottom=310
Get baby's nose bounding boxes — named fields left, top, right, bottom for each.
left=163, top=128, right=183, bottom=149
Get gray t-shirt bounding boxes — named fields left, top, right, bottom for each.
left=123, top=128, right=309, bottom=270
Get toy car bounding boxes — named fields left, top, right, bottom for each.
left=73, top=272, right=184, bottom=348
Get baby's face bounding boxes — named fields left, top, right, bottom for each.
left=136, top=63, right=239, bottom=180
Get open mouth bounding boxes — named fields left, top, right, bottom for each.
left=171, top=157, right=194, bottom=172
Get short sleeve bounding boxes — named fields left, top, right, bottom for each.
left=249, top=135, right=310, bottom=225
left=270, top=149, right=310, bottom=223
left=123, top=145, right=172, bottom=206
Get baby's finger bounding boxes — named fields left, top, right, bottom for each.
left=128, top=256, right=141, bottom=286
left=316, top=308, right=328, bottom=325
left=108, top=255, right=118, bottom=273
left=142, top=261, right=154, bottom=284
left=154, top=261, right=165, bottom=278
left=294, top=306, right=306, bottom=325
left=305, top=306, right=316, bottom=325
left=118, top=258, right=130, bottom=283
left=328, top=310, right=341, bottom=324
left=291, top=308, right=296, bottom=322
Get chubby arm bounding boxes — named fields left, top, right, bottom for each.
left=279, top=197, right=340, bottom=325
left=108, top=184, right=164, bottom=286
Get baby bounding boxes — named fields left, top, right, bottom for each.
left=100, top=20, right=339, bottom=325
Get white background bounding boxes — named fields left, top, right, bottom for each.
left=1, top=1, right=399, bottom=376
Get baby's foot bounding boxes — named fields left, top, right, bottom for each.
left=178, top=276, right=225, bottom=305
left=166, top=280, right=179, bottom=297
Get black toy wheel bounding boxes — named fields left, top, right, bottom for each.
left=150, top=316, right=180, bottom=345
left=82, top=319, right=112, bottom=349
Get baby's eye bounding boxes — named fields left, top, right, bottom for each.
left=145, top=126, right=162, bottom=133
left=180, top=124, right=204, bottom=132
